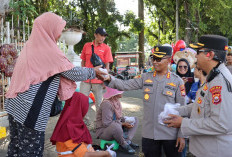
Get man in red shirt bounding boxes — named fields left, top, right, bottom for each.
left=80, top=27, right=113, bottom=120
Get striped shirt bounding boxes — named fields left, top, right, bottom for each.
left=5, top=67, right=95, bottom=132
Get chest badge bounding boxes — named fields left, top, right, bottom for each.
left=144, top=88, right=150, bottom=92
left=210, top=86, right=222, bottom=105
left=144, top=94, right=150, bottom=100
left=166, top=91, right=173, bottom=96
left=166, top=72, right=170, bottom=79
left=153, top=71, right=157, bottom=77
left=167, top=82, right=176, bottom=87
left=197, top=106, right=201, bottom=114
left=145, top=79, right=153, bottom=83
left=197, top=97, right=202, bottom=104
left=203, top=84, right=208, bottom=91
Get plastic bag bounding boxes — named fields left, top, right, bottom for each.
left=124, top=116, right=136, bottom=126
left=158, top=103, right=180, bottom=125
left=90, top=45, right=105, bottom=68
left=106, top=144, right=117, bottom=157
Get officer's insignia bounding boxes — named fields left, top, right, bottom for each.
left=210, top=86, right=222, bottom=105
left=166, top=91, right=173, bottom=96
left=180, top=84, right=186, bottom=96
left=155, top=47, right=159, bottom=52
left=167, top=82, right=176, bottom=87
left=145, top=79, right=153, bottom=83
left=144, top=94, right=149, bottom=100
left=197, top=106, right=201, bottom=114
left=153, top=71, right=156, bottom=77
left=203, top=84, right=208, bottom=91
left=166, top=72, right=170, bottom=79
left=197, top=97, right=202, bottom=104
left=144, top=88, right=150, bottom=92
left=134, top=75, right=141, bottom=78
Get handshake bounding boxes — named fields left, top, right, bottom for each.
left=94, top=66, right=111, bottom=81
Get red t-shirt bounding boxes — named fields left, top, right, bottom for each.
left=80, top=41, right=113, bottom=83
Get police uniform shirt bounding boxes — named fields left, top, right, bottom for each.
left=178, top=63, right=232, bottom=157
left=107, top=70, right=186, bottom=140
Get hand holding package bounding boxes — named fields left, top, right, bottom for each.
left=158, top=103, right=180, bottom=125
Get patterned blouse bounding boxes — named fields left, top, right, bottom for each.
left=5, top=67, right=95, bottom=132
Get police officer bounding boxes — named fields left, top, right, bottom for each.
left=104, top=46, right=186, bottom=157
left=164, top=35, right=232, bottom=157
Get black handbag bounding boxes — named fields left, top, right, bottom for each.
left=50, top=95, right=63, bottom=117
left=90, top=45, right=105, bottom=68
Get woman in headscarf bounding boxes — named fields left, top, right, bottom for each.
left=5, top=12, right=105, bottom=157
left=51, top=92, right=115, bottom=157
left=176, top=58, right=194, bottom=95
left=95, top=87, right=139, bottom=154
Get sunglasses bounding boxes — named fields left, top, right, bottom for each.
left=197, top=49, right=211, bottom=55
left=227, top=53, right=232, bottom=56
left=178, top=66, right=188, bottom=69
left=151, top=56, right=170, bottom=62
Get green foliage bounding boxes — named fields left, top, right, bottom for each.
left=117, top=33, right=138, bottom=52
left=10, top=0, right=38, bottom=20
left=124, top=11, right=144, bottom=33
left=145, top=0, right=232, bottom=46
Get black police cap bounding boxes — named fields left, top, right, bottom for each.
left=151, top=46, right=173, bottom=58
left=189, top=35, right=228, bottom=52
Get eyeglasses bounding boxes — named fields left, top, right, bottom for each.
left=197, top=49, right=211, bottom=55
left=178, top=66, right=188, bottom=70
left=151, top=56, right=170, bottom=62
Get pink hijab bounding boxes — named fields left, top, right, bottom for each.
left=6, top=12, right=76, bottom=100
left=103, top=87, right=124, bottom=119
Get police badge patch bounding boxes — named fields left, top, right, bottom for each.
left=180, top=84, right=186, bottom=96
left=210, top=86, right=222, bottom=105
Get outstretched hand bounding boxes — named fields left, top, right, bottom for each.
left=94, top=66, right=111, bottom=81
left=163, top=114, right=183, bottom=128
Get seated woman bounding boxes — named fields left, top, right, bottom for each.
left=50, top=92, right=115, bottom=157
left=95, top=87, right=139, bottom=154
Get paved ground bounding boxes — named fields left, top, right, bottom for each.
left=0, top=90, right=144, bottom=157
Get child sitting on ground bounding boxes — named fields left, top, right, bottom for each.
left=50, top=92, right=116, bottom=157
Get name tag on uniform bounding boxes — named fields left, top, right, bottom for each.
left=144, top=84, right=153, bottom=87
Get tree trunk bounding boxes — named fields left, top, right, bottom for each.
left=184, top=0, right=191, bottom=45
left=138, top=0, right=145, bottom=68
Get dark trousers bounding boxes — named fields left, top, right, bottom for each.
left=142, top=137, right=181, bottom=157
left=7, top=115, right=45, bottom=157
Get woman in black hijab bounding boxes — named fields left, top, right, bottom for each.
left=176, top=58, right=194, bottom=95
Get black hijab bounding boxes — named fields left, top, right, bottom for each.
left=176, top=58, right=194, bottom=94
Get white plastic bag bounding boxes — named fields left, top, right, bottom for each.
left=124, top=116, right=135, bottom=126
left=106, top=144, right=117, bottom=157
left=158, top=103, right=180, bottom=125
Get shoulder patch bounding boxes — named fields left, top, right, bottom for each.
left=210, top=86, right=222, bottom=105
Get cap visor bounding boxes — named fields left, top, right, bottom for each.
left=189, top=43, right=204, bottom=49
left=152, top=53, right=165, bottom=58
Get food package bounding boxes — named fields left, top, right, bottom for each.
left=158, top=103, right=180, bottom=125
